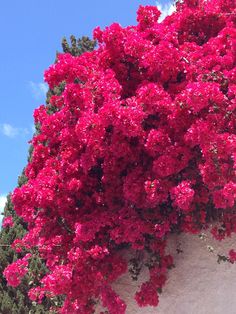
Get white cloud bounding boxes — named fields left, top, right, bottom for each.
left=1, top=123, right=18, bottom=138
left=29, top=81, right=48, bottom=100
left=0, top=123, right=29, bottom=139
left=0, top=195, right=7, bottom=226
left=157, top=1, right=176, bottom=22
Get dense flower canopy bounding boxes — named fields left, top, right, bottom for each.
left=3, top=0, right=236, bottom=313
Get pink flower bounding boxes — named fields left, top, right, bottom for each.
left=229, top=250, right=236, bottom=263
left=2, top=216, right=14, bottom=228
left=135, top=282, right=159, bottom=307
left=3, top=254, right=31, bottom=287
left=171, top=181, right=195, bottom=212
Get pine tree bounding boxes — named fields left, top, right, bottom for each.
left=0, top=36, right=96, bottom=313
left=62, top=35, right=96, bottom=56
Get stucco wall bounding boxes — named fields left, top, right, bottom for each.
left=96, top=232, right=236, bottom=314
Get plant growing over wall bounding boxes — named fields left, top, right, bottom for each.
left=3, top=1, right=236, bottom=313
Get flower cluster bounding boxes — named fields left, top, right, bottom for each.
left=3, top=254, right=31, bottom=287
left=4, top=0, right=236, bottom=313
left=229, top=249, right=236, bottom=263
left=2, top=215, right=14, bottom=228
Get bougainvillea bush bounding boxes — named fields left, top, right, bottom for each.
left=3, top=0, right=236, bottom=313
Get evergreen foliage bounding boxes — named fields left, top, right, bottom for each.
left=62, top=35, right=96, bottom=57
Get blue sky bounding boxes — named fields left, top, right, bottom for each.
left=0, top=0, right=174, bottom=219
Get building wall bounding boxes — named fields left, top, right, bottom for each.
left=96, top=232, right=236, bottom=314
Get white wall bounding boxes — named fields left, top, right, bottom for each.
left=96, top=232, right=236, bottom=314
